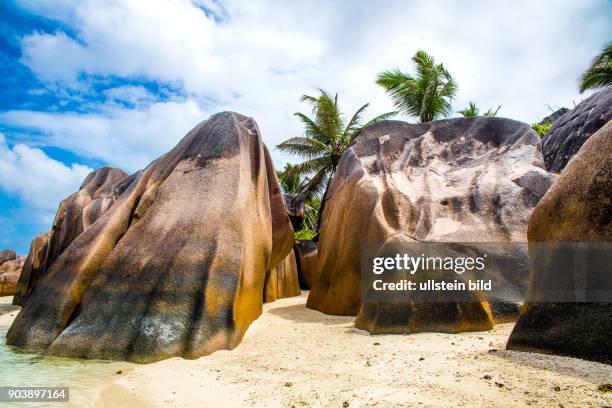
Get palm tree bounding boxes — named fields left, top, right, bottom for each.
left=276, top=90, right=395, bottom=229
left=458, top=102, right=479, bottom=117
left=458, top=102, right=501, bottom=117
left=579, top=43, right=612, bottom=93
left=277, top=163, right=322, bottom=232
left=376, top=50, right=458, bottom=122
left=483, top=105, right=501, bottom=117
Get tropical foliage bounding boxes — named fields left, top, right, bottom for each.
left=276, top=164, right=321, bottom=234
left=376, top=50, right=458, bottom=122
left=458, top=102, right=501, bottom=117
left=276, top=90, right=395, bottom=229
left=531, top=122, right=552, bottom=138
left=579, top=43, right=612, bottom=93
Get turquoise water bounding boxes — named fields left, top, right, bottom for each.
left=0, top=329, right=130, bottom=408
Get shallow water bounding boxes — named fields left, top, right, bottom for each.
left=0, top=329, right=130, bottom=408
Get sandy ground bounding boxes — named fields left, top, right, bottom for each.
left=91, top=292, right=611, bottom=408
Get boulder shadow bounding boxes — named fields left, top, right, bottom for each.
left=267, top=303, right=354, bottom=326
left=485, top=349, right=612, bottom=383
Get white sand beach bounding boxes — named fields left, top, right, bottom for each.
left=94, top=293, right=611, bottom=408
left=1, top=295, right=611, bottom=407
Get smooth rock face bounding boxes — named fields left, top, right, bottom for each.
left=307, top=117, right=556, bottom=334
left=0, top=249, right=17, bottom=265
left=542, top=86, right=612, bottom=173
left=7, top=112, right=294, bottom=362
left=507, top=121, right=612, bottom=364
left=294, top=240, right=318, bottom=289
left=264, top=250, right=301, bottom=303
left=12, top=168, right=128, bottom=306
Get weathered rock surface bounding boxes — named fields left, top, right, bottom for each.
left=507, top=120, right=612, bottom=364
left=294, top=240, right=318, bottom=290
left=307, top=117, right=556, bottom=334
left=542, top=86, right=612, bottom=172
left=0, top=256, right=25, bottom=296
left=264, top=250, right=301, bottom=303
left=12, top=168, right=128, bottom=306
left=13, top=232, right=51, bottom=305
left=0, top=249, right=17, bottom=265
left=7, top=112, right=294, bottom=362
left=45, top=167, right=129, bottom=267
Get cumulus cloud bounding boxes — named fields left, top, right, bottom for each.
left=6, top=0, right=612, bottom=172
left=0, top=133, right=92, bottom=217
left=0, top=100, right=208, bottom=172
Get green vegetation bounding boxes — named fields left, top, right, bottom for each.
left=579, top=43, right=612, bottom=93
left=531, top=122, right=552, bottom=138
left=458, top=102, right=501, bottom=117
left=294, top=227, right=317, bottom=241
left=376, top=50, right=457, bottom=122
left=277, top=164, right=321, bottom=233
left=276, top=89, right=395, bottom=229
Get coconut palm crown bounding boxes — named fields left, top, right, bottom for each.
left=276, top=90, right=395, bottom=228
left=579, top=43, right=612, bottom=93
left=376, top=50, right=458, bottom=122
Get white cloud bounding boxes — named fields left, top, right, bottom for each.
left=6, top=0, right=612, bottom=172
left=0, top=133, right=93, bottom=221
left=0, top=100, right=208, bottom=172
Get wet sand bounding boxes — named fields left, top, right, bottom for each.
left=96, top=293, right=611, bottom=407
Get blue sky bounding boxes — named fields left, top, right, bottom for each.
left=0, top=0, right=610, bottom=254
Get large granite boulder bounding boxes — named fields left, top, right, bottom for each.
left=507, top=121, right=612, bottom=364
left=11, top=168, right=128, bottom=306
left=294, top=240, right=318, bottom=289
left=307, top=117, right=556, bottom=334
left=0, top=249, right=17, bottom=265
left=45, top=167, right=128, bottom=267
left=264, top=250, right=301, bottom=303
left=7, top=112, right=294, bottom=362
left=542, top=86, right=612, bottom=172
left=13, top=232, right=51, bottom=305
left=0, top=256, right=25, bottom=296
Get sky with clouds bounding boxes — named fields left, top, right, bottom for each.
left=0, top=0, right=610, bottom=254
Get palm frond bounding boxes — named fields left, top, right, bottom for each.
left=276, top=136, right=329, bottom=159
left=484, top=105, right=501, bottom=117
left=350, top=111, right=397, bottom=142
left=579, top=43, right=612, bottom=93
left=376, top=50, right=457, bottom=123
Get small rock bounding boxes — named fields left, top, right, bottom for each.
left=483, top=375, right=492, bottom=380
left=116, top=370, right=122, bottom=374
left=552, top=386, right=560, bottom=392
left=373, top=342, right=380, bottom=346
left=597, top=383, right=612, bottom=393
left=495, top=382, right=504, bottom=388
left=419, top=357, right=425, bottom=361
left=284, top=382, right=293, bottom=387
left=488, top=349, right=498, bottom=353
left=342, top=402, right=349, bottom=408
